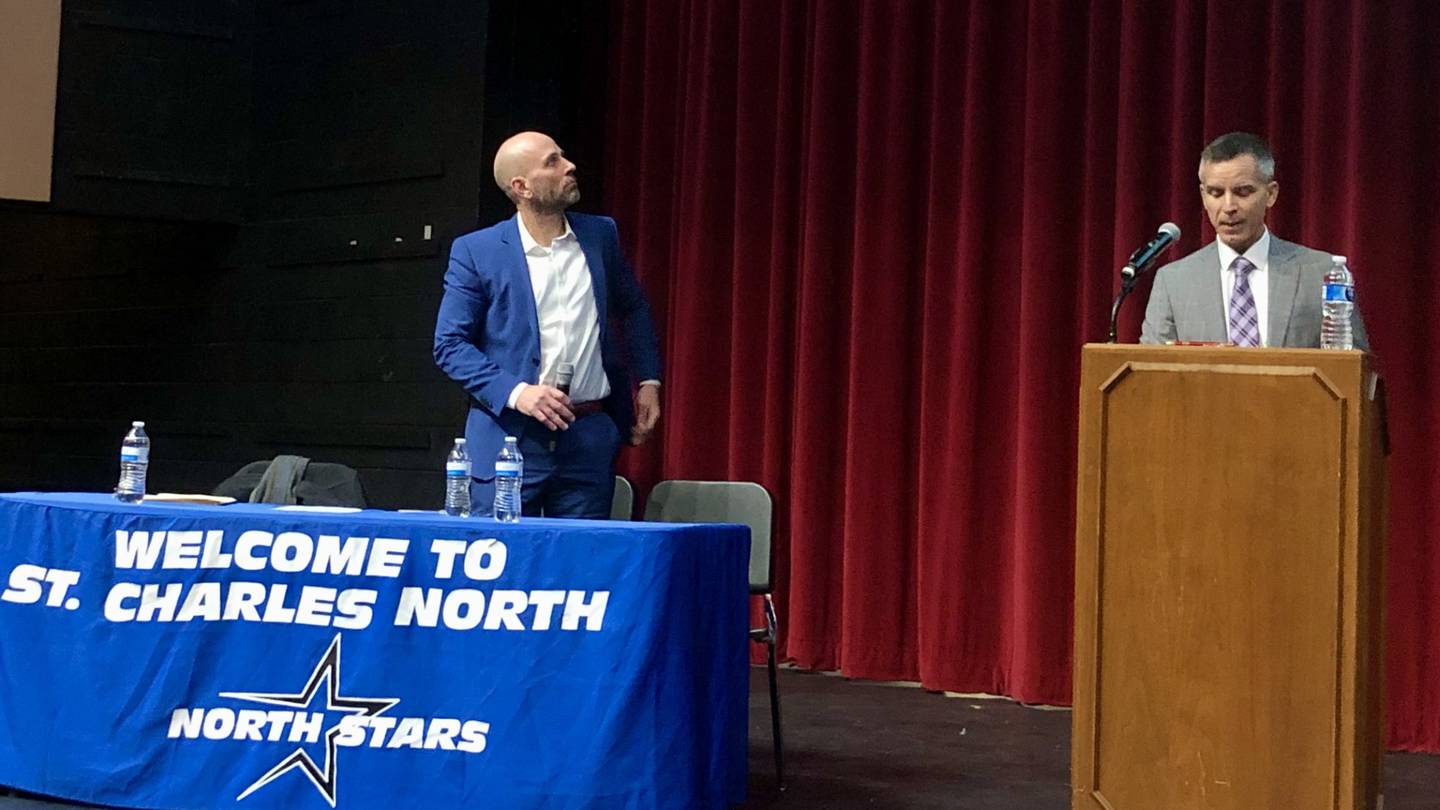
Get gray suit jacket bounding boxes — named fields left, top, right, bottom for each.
left=1140, top=236, right=1369, bottom=350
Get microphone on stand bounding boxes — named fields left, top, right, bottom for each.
left=1120, top=222, right=1182, bottom=283
left=1110, top=222, right=1182, bottom=343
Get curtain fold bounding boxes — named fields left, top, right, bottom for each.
left=605, top=0, right=1440, bottom=750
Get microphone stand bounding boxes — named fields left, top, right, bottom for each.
left=1107, top=224, right=1178, bottom=342
left=1108, top=270, right=1139, bottom=344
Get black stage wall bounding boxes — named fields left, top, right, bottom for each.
left=0, top=0, right=609, bottom=509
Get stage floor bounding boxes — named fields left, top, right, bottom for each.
left=741, top=667, right=1440, bottom=810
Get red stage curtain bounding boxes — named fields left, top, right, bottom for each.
left=603, top=0, right=1440, bottom=751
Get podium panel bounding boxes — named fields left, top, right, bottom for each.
left=1071, top=346, right=1385, bottom=810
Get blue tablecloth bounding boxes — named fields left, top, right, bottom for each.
left=0, top=493, right=749, bottom=810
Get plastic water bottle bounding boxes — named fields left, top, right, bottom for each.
left=493, top=436, right=524, bottom=523
left=1320, top=255, right=1355, bottom=350
left=114, top=421, right=150, bottom=503
left=444, top=438, right=471, bottom=517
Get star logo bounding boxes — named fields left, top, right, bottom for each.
left=219, top=634, right=398, bottom=807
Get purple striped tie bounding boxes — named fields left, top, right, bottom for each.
left=1227, top=257, right=1260, bottom=347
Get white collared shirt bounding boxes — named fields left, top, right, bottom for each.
left=506, top=214, right=611, bottom=408
left=1217, top=228, right=1272, bottom=346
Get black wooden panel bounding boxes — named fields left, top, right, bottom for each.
left=0, top=293, right=442, bottom=349
left=0, top=418, right=449, bottom=465
left=357, top=467, right=445, bottom=511
left=0, top=381, right=459, bottom=424
left=50, top=0, right=252, bottom=221
left=71, top=2, right=240, bottom=40
left=0, top=247, right=460, bottom=314
left=0, top=339, right=446, bottom=387
left=0, top=208, right=234, bottom=285
left=479, top=0, right=610, bottom=226
left=263, top=216, right=442, bottom=265
left=71, top=139, right=235, bottom=188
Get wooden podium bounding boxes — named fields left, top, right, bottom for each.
left=1071, top=345, right=1386, bottom=810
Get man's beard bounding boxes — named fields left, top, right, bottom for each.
left=533, top=182, right=581, bottom=213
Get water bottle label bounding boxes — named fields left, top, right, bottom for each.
left=121, top=448, right=149, bottom=463
left=495, top=462, right=522, bottom=476
left=446, top=462, right=470, bottom=477
left=1324, top=283, right=1354, bottom=302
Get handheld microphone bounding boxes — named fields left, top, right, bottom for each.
left=1120, top=222, right=1181, bottom=282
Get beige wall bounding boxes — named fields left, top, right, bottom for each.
left=0, top=0, right=62, bottom=202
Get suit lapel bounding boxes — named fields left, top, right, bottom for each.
left=1267, top=237, right=1301, bottom=347
left=572, top=216, right=609, bottom=332
left=500, top=216, right=542, bottom=348
left=1188, top=243, right=1228, bottom=342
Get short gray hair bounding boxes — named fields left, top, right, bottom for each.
left=1199, top=131, right=1276, bottom=182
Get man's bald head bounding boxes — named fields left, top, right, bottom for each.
left=492, top=132, right=547, bottom=197
left=493, top=131, right=579, bottom=211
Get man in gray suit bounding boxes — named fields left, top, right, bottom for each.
left=1140, top=132, right=1368, bottom=349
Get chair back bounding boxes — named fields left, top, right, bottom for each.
left=213, top=457, right=367, bottom=508
left=610, top=475, right=635, bottom=520
left=644, top=480, right=772, bottom=594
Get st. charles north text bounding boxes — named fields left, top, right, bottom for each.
left=101, top=529, right=610, bottom=632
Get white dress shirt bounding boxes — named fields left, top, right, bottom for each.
left=1217, top=228, right=1272, bottom=347
left=507, top=215, right=610, bottom=408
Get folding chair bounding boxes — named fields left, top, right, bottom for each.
left=213, top=456, right=367, bottom=507
left=643, top=480, right=783, bottom=789
left=610, top=474, right=635, bottom=520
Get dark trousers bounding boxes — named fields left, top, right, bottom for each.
left=469, top=412, right=621, bottom=519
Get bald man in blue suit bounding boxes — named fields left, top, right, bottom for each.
left=434, top=131, right=662, bottom=518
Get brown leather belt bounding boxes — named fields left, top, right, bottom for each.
left=570, top=400, right=604, bottom=418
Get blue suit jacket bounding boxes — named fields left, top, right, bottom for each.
left=433, top=212, right=662, bottom=471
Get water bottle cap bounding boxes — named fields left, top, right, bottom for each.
left=132, top=421, right=145, bottom=427
left=505, top=436, right=518, bottom=444
left=1330, top=255, right=1348, bottom=264
left=454, top=438, right=466, bottom=445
